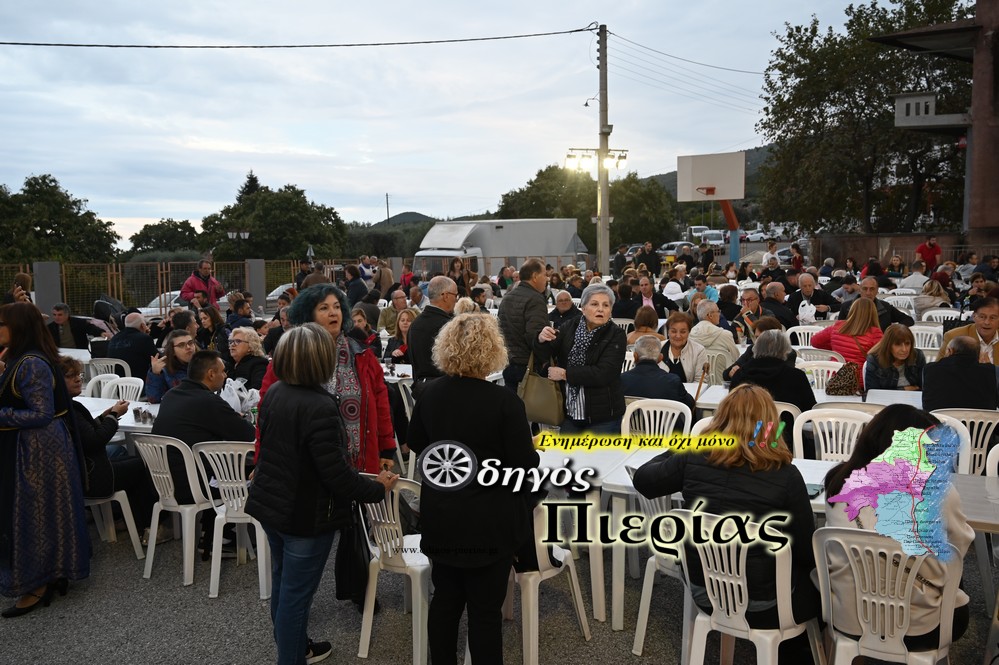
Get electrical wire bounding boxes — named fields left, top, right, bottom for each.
left=611, top=66, right=762, bottom=115
left=0, top=24, right=598, bottom=49
left=608, top=30, right=766, bottom=75
left=609, top=46, right=762, bottom=106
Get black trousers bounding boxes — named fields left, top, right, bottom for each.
left=428, top=557, right=512, bottom=665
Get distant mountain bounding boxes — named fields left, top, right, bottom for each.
left=371, top=211, right=439, bottom=228
left=646, top=144, right=771, bottom=200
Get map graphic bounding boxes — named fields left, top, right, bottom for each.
left=828, top=425, right=959, bottom=560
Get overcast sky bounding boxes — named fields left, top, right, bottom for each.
left=1, top=0, right=853, bottom=247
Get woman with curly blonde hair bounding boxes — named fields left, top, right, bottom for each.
left=408, top=313, right=539, bottom=665
left=633, top=384, right=819, bottom=642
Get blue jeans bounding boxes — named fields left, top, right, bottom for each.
left=264, top=527, right=336, bottom=665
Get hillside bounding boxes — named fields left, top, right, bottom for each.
left=371, top=211, right=439, bottom=228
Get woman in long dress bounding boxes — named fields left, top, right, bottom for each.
left=0, top=302, right=89, bottom=617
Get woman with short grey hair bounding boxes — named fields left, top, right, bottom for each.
left=536, top=282, right=626, bottom=433
left=751, top=328, right=793, bottom=361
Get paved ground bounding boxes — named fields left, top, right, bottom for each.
left=2, top=520, right=992, bottom=664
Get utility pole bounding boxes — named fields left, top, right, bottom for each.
left=385, top=193, right=391, bottom=222
left=596, top=24, right=611, bottom=275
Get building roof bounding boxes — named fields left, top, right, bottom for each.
left=869, top=18, right=979, bottom=63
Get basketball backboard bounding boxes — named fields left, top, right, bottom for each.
left=676, top=151, right=746, bottom=202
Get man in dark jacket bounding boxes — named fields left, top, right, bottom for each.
left=152, top=350, right=255, bottom=549
left=923, top=336, right=999, bottom=412
left=760, top=282, right=797, bottom=330
left=612, top=244, right=629, bottom=278
left=634, top=276, right=678, bottom=317
left=108, top=313, right=158, bottom=381
left=786, top=273, right=840, bottom=323
left=498, top=259, right=551, bottom=393
left=838, top=277, right=914, bottom=331
left=343, top=264, right=368, bottom=307
left=293, top=258, right=313, bottom=290
left=408, top=276, right=456, bottom=397
left=549, top=291, right=583, bottom=329
left=225, top=299, right=254, bottom=329
left=620, top=336, right=695, bottom=419
left=48, top=303, right=110, bottom=349
left=634, top=241, right=662, bottom=277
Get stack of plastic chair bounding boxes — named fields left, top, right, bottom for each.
left=85, top=373, right=120, bottom=398
left=89, top=358, right=131, bottom=378
left=132, top=434, right=214, bottom=585
left=192, top=441, right=270, bottom=599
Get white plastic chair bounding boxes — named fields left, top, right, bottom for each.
left=192, top=442, right=270, bottom=600
left=793, top=409, right=872, bottom=461
left=85, top=373, right=120, bottom=398
left=910, top=325, right=943, bottom=350
left=689, top=416, right=714, bottom=436
left=799, top=361, right=845, bottom=390
left=785, top=325, right=823, bottom=346
left=612, top=317, right=634, bottom=333
left=132, top=434, right=214, bottom=586
left=357, top=476, right=430, bottom=665
left=884, top=295, right=915, bottom=315
left=621, top=355, right=635, bottom=373
left=813, top=527, right=961, bottom=665
left=920, top=308, right=960, bottom=322
left=930, top=408, right=999, bottom=476
left=676, top=509, right=826, bottom=665
left=376, top=299, right=388, bottom=308
left=811, top=318, right=838, bottom=328
left=85, top=490, right=145, bottom=560
left=89, top=357, right=131, bottom=378
left=626, top=467, right=693, bottom=661
left=891, top=288, right=918, bottom=295
left=101, top=377, right=145, bottom=401
left=703, top=351, right=729, bottom=386
left=621, top=398, right=693, bottom=437
left=502, top=503, right=591, bottom=665
left=796, top=348, right=846, bottom=363
left=396, top=381, right=418, bottom=480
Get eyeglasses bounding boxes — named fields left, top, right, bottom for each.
left=228, top=339, right=247, bottom=346
left=173, top=340, right=197, bottom=349
left=740, top=297, right=758, bottom=303
left=65, top=373, right=84, bottom=380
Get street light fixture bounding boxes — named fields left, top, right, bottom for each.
left=226, top=229, right=250, bottom=241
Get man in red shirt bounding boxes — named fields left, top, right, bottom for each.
left=914, top=235, right=942, bottom=273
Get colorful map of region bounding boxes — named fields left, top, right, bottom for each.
left=828, top=425, right=959, bottom=560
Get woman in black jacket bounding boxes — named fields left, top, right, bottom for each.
left=196, top=306, right=231, bottom=364
left=225, top=326, right=269, bottom=390
left=246, top=324, right=398, bottom=665
left=536, top=283, right=627, bottom=433
left=408, top=313, right=540, bottom=665
left=59, top=357, right=157, bottom=533
left=863, top=323, right=926, bottom=391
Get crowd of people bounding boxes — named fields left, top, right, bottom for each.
left=1, top=239, right=996, bottom=663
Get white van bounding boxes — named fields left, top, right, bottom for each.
left=686, top=226, right=709, bottom=243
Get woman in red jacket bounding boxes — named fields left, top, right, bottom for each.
left=257, top=284, right=396, bottom=474
left=811, top=297, right=883, bottom=389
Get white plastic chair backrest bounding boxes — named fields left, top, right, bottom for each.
left=621, top=356, right=636, bottom=373
left=376, top=299, right=388, bottom=308
left=101, top=377, right=144, bottom=401
left=811, top=318, right=838, bottom=328
left=793, top=408, right=872, bottom=461
left=673, top=509, right=796, bottom=634
left=773, top=401, right=802, bottom=425
left=883, top=295, right=914, bottom=313
left=921, top=308, right=959, bottom=322
left=133, top=433, right=212, bottom=509
left=910, top=326, right=942, bottom=349
left=192, top=442, right=254, bottom=518
left=358, top=474, right=421, bottom=568
left=89, top=358, right=131, bottom=378
left=621, top=398, right=693, bottom=437
left=397, top=381, right=415, bottom=423
left=612, top=318, right=634, bottom=333
left=799, top=361, right=844, bottom=390
left=689, top=417, right=714, bottom=436
left=85, top=373, right=120, bottom=398
left=812, top=527, right=961, bottom=658
left=931, top=408, right=999, bottom=476
left=796, top=348, right=846, bottom=363
left=785, top=325, right=823, bottom=346
left=986, top=445, right=999, bottom=477
left=703, top=351, right=728, bottom=386
left=891, top=288, right=917, bottom=295
left=571, top=298, right=581, bottom=307
left=931, top=414, right=972, bottom=474
left=817, top=401, right=884, bottom=416
left=625, top=466, right=682, bottom=577
left=485, top=298, right=494, bottom=309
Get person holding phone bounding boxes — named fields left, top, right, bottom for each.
left=383, top=308, right=417, bottom=364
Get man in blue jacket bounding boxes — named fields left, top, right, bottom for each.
left=620, top=335, right=696, bottom=422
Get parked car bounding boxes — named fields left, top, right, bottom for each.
left=138, top=290, right=184, bottom=321
left=701, top=230, right=725, bottom=250
left=265, top=283, right=295, bottom=313
left=657, top=241, right=689, bottom=260
left=624, top=244, right=644, bottom=262
left=745, top=230, right=772, bottom=242
left=723, top=229, right=748, bottom=242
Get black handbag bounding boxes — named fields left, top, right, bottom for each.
left=334, top=504, right=371, bottom=603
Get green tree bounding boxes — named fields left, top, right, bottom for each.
left=200, top=181, right=346, bottom=260
left=607, top=174, right=678, bottom=246
left=757, top=0, right=972, bottom=233
left=0, top=174, right=120, bottom=263
left=127, top=219, right=199, bottom=256
left=497, top=165, right=596, bottom=245
left=236, top=170, right=262, bottom=204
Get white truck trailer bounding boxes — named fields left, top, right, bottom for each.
left=413, top=218, right=588, bottom=279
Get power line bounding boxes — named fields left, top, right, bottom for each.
left=608, top=30, right=766, bottom=75
left=609, top=46, right=762, bottom=106
left=0, top=24, right=598, bottom=49
left=612, top=66, right=762, bottom=115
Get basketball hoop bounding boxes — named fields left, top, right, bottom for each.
left=695, top=186, right=716, bottom=196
